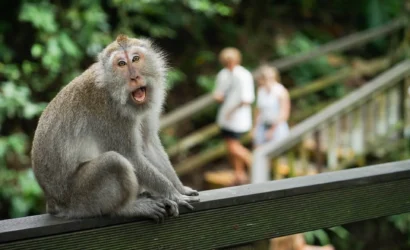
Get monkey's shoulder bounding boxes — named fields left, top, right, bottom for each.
left=48, top=64, right=106, bottom=109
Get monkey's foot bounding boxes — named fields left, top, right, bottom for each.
left=120, top=198, right=174, bottom=223
left=163, top=199, right=179, bottom=217
left=137, top=193, right=179, bottom=217
left=182, top=186, right=199, bottom=196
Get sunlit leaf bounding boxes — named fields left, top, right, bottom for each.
left=10, top=196, right=31, bottom=218
left=31, top=44, right=43, bottom=58
left=59, top=33, right=81, bottom=58
left=19, top=3, right=58, bottom=33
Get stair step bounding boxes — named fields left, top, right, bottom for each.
left=204, top=159, right=318, bottom=187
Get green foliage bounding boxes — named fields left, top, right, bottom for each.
left=0, top=82, right=46, bottom=123
left=389, top=213, right=410, bottom=246
left=276, top=33, right=338, bottom=87
left=275, top=33, right=344, bottom=109
left=0, top=132, right=44, bottom=218
left=0, top=168, right=44, bottom=218
left=166, top=69, right=186, bottom=90
left=304, top=228, right=332, bottom=246
left=197, top=75, right=216, bottom=92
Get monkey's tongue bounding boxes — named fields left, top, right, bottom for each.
left=132, top=87, right=146, bottom=103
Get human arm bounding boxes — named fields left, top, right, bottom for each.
left=213, top=92, right=224, bottom=103
left=225, top=101, right=252, bottom=120
left=265, top=86, right=291, bottom=139
left=250, top=107, right=260, bottom=138
left=213, top=70, right=228, bottom=104
left=277, top=87, right=291, bottom=123
left=225, top=71, right=255, bottom=120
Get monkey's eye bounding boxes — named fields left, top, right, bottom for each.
left=118, top=61, right=126, bottom=67
left=132, top=55, right=140, bottom=62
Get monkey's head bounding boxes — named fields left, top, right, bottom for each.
left=97, top=35, right=167, bottom=115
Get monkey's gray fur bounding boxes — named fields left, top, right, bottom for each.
left=31, top=35, right=199, bottom=222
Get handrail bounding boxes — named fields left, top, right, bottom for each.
left=160, top=17, right=406, bottom=129
left=167, top=57, right=391, bottom=160
left=1, top=161, right=410, bottom=249
left=252, top=60, right=410, bottom=183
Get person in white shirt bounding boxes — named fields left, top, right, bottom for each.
left=213, top=47, right=255, bottom=185
left=252, top=65, right=290, bottom=147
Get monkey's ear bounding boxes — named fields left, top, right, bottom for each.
left=97, top=52, right=105, bottom=64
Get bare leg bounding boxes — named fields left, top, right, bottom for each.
left=225, top=139, right=250, bottom=185
left=226, top=139, right=252, bottom=167
left=232, top=154, right=248, bottom=185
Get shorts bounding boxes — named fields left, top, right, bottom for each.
left=220, top=128, right=245, bottom=140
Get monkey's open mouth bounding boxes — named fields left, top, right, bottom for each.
left=131, top=86, right=147, bottom=103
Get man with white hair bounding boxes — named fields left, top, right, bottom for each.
left=213, top=47, right=255, bottom=185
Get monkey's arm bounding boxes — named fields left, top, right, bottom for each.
left=144, top=135, right=199, bottom=197
left=141, top=114, right=199, bottom=197
left=133, top=153, right=197, bottom=208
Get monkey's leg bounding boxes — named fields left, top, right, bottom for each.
left=68, top=151, right=169, bottom=221
left=145, top=136, right=199, bottom=199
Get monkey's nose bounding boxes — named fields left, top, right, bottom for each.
left=130, top=75, right=140, bottom=81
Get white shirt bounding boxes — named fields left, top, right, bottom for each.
left=213, top=65, right=255, bottom=132
left=257, top=83, right=286, bottom=124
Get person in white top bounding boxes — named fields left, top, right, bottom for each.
left=252, top=65, right=290, bottom=147
left=213, top=47, right=255, bottom=185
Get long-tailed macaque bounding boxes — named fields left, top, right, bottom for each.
left=31, top=35, right=199, bottom=222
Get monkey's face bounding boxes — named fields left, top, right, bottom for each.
left=111, top=48, right=149, bottom=105
left=99, top=36, right=167, bottom=114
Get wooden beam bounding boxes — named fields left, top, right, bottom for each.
left=167, top=124, right=220, bottom=157
left=1, top=161, right=410, bottom=249
left=160, top=94, right=215, bottom=129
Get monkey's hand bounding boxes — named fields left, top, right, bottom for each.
left=181, top=186, right=199, bottom=196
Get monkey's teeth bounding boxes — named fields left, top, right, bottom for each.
left=132, top=87, right=146, bottom=103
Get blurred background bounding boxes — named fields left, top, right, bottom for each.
left=0, top=0, right=409, bottom=249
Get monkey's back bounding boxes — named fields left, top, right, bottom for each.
left=31, top=63, right=114, bottom=199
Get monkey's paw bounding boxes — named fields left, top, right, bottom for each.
left=182, top=186, right=199, bottom=196
left=138, top=194, right=179, bottom=218
left=134, top=198, right=170, bottom=223
left=162, top=198, right=179, bottom=217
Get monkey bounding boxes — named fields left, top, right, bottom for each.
left=31, top=35, right=199, bottom=222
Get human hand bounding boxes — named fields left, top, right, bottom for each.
left=250, top=128, right=255, bottom=138
left=213, top=93, right=224, bottom=103
left=265, top=125, right=276, bottom=140
left=225, top=110, right=234, bottom=120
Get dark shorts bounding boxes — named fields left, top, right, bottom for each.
left=220, top=128, right=245, bottom=140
